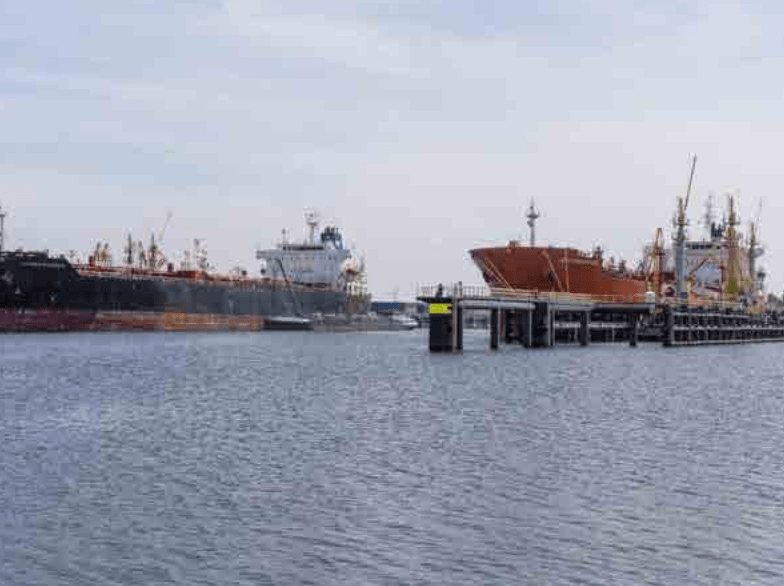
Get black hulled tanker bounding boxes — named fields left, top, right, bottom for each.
left=0, top=251, right=350, bottom=331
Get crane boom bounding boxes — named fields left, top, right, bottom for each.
left=753, top=199, right=762, bottom=237
left=683, top=154, right=697, bottom=212
left=159, top=210, right=173, bottom=242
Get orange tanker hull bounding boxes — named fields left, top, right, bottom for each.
left=469, top=245, right=648, bottom=298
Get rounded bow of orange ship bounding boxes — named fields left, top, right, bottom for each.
left=469, top=244, right=648, bottom=298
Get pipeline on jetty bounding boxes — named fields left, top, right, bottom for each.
left=418, top=284, right=784, bottom=352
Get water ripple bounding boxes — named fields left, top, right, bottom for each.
left=3, top=332, right=784, bottom=584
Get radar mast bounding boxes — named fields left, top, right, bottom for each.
left=305, top=211, right=319, bottom=245
left=526, top=200, right=540, bottom=247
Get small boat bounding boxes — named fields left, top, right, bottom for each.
left=264, top=316, right=313, bottom=331
left=389, top=313, right=418, bottom=330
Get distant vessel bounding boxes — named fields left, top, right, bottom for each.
left=469, top=202, right=648, bottom=299
left=644, top=194, right=765, bottom=303
left=389, top=313, right=418, bottom=330
left=470, top=245, right=648, bottom=298
left=470, top=188, right=766, bottom=305
left=0, top=207, right=368, bottom=332
left=256, top=211, right=363, bottom=289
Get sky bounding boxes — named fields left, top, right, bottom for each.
left=2, top=0, right=784, bottom=299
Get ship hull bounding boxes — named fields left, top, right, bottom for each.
left=470, top=246, right=647, bottom=298
left=0, top=252, right=352, bottom=332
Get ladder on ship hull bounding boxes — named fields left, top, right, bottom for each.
left=273, top=258, right=305, bottom=317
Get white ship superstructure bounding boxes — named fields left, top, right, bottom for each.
left=256, top=212, right=362, bottom=289
left=644, top=196, right=765, bottom=299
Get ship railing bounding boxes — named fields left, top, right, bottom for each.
left=656, top=297, right=742, bottom=311
left=418, top=284, right=755, bottom=312
left=418, top=284, right=492, bottom=299
left=73, top=265, right=350, bottom=293
left=489, top=288, right=653, bottom=305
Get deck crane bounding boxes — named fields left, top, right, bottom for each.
left=125, top=210, right=173, bottom=269
left=159, top=210, right=173, bottom=244
left=643, top=228, right=666, bottom=299
left=124, top=233, right=134, bottom=266
left=675, top=155, right=697, bottom=303
left=748, top=200, right=763, bottom=293
left=724, top=193, right=742, bottom=298
left=147, top=210, right=173, bottom=270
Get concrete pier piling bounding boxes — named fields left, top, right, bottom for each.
left=420, top=286, right=653, bottom=352
left=427, top=299, right=454, bottom=352
left=490, top=308, right=499, bottom=350
left=579, top=311, right=589, bottom=346
left=419, top=285, right=784, bottom=352
left=662, top=305, right=784, bottom=346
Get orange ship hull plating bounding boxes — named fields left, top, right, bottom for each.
left=470, top=246, right=648, bottom=298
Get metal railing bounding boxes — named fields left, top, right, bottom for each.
left=417, top=284, right=653, bottom=305
left=418, top=284, right=754, bottom=310
left=657, top=297, right=742, bottom=311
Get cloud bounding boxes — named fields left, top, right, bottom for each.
left=2, top=0, right=784, bottom=297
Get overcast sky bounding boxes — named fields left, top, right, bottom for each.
left=2, top=1, right=784, bottom=298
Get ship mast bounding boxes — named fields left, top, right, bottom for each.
left=748, top=200, right=762, bottom=294
left=724, top=194, right=741, bottom=298
left=675, top=155, right=697, bottom=304
left=0, top=204, right=5, bottom=253
left=704, top=195, right=714, bottom=239
left=748, top=218, right=758, bottom=294
left=124, top=233, right=134, bottom=266
left=526, top=200, right=540, bottom=247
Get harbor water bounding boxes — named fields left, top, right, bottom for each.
left=3, top=331, right=784, bottom=585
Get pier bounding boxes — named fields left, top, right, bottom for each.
left=661, top=305, right=784, bottom=346
left=418, top=285, right=784, bottom=351
left=420, top=285, right=653, bottom=351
